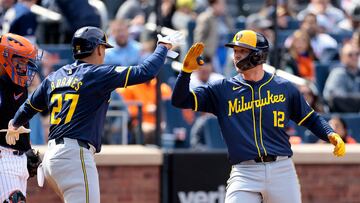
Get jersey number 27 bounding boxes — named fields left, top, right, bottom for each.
left=50, top=94, right=79, bottom=125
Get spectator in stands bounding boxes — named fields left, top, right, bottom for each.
left=53, top=0, right=101, bottom=43
left=323, top=42, right=360, bottom=112
left=281, top=30, right=316, bottom=81
left=339, top=5, right=360, bottom=32
left=328, top=116, right=357, bottom=144
left=351, top=29, right=360, bottom=48
left=298, top=84, right=327, bottom=113
left=0, top=0, right=15, bottom=28
left=2, top=0, right=37, bottom=43
left=116, top=0, right=153, bottom=25
left=117, top=78, right=172, bottom=144
left=257, top=0, right=297, bottom=30
left=89, top=0, right=109, bottom=30
left=148, top=0, right=176, bottom=29
left=286, top=13, right=338, bottom=60
left=172, top=0, right=197, bottom=31
left=246, top=14, right=276, bottom=65
left=246, top=14, right=274, bottom=41
left=194, top=0, right=234, bottom=74
left=190, top=55, right=224, bottom=89
left=116, top=0, right=153, bottom=41
left=104, top=19, right=142, bottom=66
left=277, top=5, right=298, bottom=30
left=297, top=0, right=345, bottom=34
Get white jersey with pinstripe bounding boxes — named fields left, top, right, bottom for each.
left=0, top=146, right=29, bottom=202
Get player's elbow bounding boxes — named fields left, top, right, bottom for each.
left=171, top=93, right=185, bottom=108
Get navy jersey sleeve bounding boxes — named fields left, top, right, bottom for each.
left=288, top=82, right=332, bottom=141
left=13, top=77, right=49, bottom=127
left=93, top=45, right=168, bottom=92
left=171, top=71, right=218, bottom=115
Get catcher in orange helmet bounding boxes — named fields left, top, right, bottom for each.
left=0, top=33, right=41, bottom=203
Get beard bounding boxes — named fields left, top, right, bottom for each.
left=116, top=39, right=128, bottom=47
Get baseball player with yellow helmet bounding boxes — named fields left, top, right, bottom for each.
left=172, top=30, right=346, bottom=203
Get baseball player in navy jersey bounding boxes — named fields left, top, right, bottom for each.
left=171, top=30, right=346, bottom=203
left=5, top=26, right=181, bottom=203
left=0, top=33, right=40, bottom=202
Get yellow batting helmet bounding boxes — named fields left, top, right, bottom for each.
left=225, top=30, right=269, bottom=71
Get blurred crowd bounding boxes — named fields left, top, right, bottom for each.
left=2, top=0, right=359, bottom=147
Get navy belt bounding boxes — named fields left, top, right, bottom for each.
left=55, top=137, right=90, bottom=150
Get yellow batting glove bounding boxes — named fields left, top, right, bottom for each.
left=182, top=42, right=205, bottom=73
left=328, top=133, right=346, bottom=157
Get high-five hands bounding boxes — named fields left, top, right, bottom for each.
left=328, top=133, right=346, bottom=157
left=157, top=31, right=185, bottom=59
left=182, top=42, right=205, bottom=73
left=1, top=119, right=31, bottom=145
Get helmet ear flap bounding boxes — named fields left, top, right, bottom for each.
left=250, top=51, right=261, bottom=64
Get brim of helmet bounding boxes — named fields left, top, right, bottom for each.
left=102, top=43, right=114, bottom=48
left=225, top=42, right=258, bottom=51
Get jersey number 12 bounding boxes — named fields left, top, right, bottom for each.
left=273, top=111, right=285, bottom=128
left=50, top=94, right=79, bottom=125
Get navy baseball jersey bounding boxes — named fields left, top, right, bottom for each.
left=172, top=71, right=333, bottom=164
left=13, top=45, right=168, bottom=152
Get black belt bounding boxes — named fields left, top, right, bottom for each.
left=55, top=137, right=90, bottom=150
left=254, top=155, right=278, bottom=163
left=13, top=150, right=24, bottom=156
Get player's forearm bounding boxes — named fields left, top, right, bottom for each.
left=171, top=71, right=195, bottom=109
left=126, top=45, right=168, bottom=86
left=12, top=102, right=38, bottom=128
left=302, top=112, right=333, bottom=141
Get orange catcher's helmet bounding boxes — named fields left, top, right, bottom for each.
left=0, top=33, right=40, bottom=87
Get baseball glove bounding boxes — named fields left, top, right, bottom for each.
left=25, top=149, right=42, bottom=178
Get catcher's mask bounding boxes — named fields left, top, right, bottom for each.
left=0, top=33, right=41, bottom=87
left=225, top=30, right=269, bottom=71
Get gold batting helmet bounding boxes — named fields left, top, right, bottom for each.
left=225, top=30, right=269, bottom=71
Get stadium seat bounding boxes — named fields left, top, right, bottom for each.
left=276, top=30, right=294, bottom=47
left=235, top=16, right=246, bottom=30
left=329, top=31, right=353, bottom=44
left=202, top=116, right=226, bottom=149
left=301, top=113, right=360, bottom=143
left=339, top=113, right=360, bottom=142
left=286, top=18, right=300, bottom=30
left=315, top=63, right=330, bottom=95
left=163, top=100, right=195, bottom=148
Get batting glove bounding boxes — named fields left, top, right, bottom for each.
left=182, top=42, right=205, bottom=73
left=328, top=133, right=346, bottom=157
left=157, top=31, right=185, bottom=59
left=3, top=119, right=31, bottom=145
left=157, top=31, right=185, bottom=46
